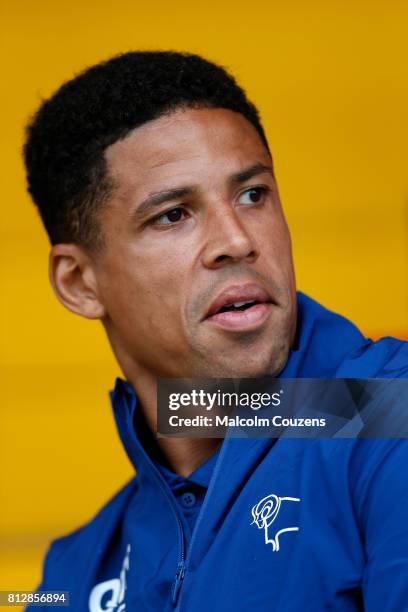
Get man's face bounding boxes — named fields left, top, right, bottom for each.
left=93, top=107, right=297, bottom=379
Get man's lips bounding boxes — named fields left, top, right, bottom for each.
left=202, top=283, right=273, bottom=332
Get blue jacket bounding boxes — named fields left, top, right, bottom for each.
left=30, top=293, right=408, bottom=611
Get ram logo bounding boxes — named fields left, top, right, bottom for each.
left=251, top=493, right=300, bottom=552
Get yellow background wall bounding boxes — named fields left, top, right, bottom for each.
left=1, top=0, right=407, bottom=599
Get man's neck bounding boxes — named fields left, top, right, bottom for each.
left=155, top=436, right=222, bottom=478
left=125, top=368, right=222, bottom=477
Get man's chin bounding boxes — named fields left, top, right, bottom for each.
left=197, top=347, right=289, bottom=379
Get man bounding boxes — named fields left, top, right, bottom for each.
left=24, top=51, right=408, bottom=611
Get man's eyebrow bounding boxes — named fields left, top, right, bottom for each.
left=131, top=162, right=274, bottom=221
left=132, top=187, right=198, bottom=220
left=228, top=162, right=274, bottom=186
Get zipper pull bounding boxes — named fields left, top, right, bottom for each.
left=172, top=560, right=186, bottom=605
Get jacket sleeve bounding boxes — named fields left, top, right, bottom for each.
left=24, top=542, right=59, bottom=610
left=24, top=478, right=137, bottom=611
left=359, top=439, right=408, bottom=610
left=24, top=527, right=85, bottom=610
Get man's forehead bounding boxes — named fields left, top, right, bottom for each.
left=104, top=107, right=270, bottom=191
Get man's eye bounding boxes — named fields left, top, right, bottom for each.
left=238, top=187, right=267, bottom=205
left=152, top=207, right=186, bottom=225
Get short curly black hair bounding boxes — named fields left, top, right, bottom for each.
left=24, top=51, right=270, bottom=251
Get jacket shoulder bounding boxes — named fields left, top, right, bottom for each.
left=294, top=293, right=408, bottom=377
left=38, top=477, right=138, bottom=587
left=340, top=335, right=408, bottom=378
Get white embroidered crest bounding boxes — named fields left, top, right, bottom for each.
left=89, top=544, right=131, bottom=611
left=251, top=494, right=300, bottom=551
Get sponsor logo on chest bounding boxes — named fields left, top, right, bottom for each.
left=89, top=544, right=131, bottom=612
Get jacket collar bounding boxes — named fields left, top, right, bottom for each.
left=110, top=292, right=366, bottom=476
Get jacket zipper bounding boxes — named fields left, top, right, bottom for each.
left=173, top=436, right=231, bottom=611
left=153, top=472, right=187, bottom=606
left=171, top=560, right=186, bottom=604
left=137, top=449, right=187, bottom=607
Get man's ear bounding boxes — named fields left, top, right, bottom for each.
left=49, top=244, right=106, bottom=319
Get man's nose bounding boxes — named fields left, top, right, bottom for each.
left=201, top=205, right=259, bottom=269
